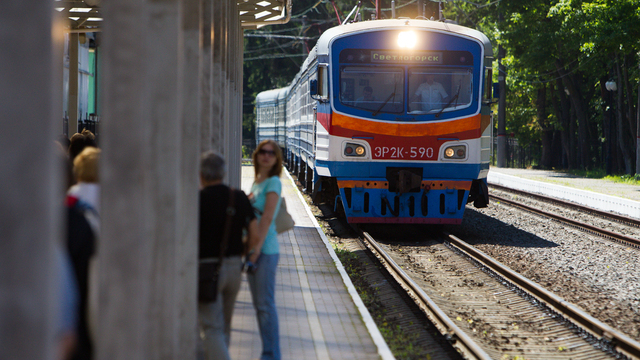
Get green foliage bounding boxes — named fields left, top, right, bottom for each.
left=242, top=112, right=255, bottom=148
left=604, top=174, right=640, bottom=185
left=242, top=145, right=252, bottom=159
left=564, top=168, right=608, bottom=178
left=243, top=0, right=640, bottom=171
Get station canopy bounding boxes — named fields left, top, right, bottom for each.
left=54, top=0, right=291, bottom=32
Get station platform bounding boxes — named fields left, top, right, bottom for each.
left=488, top=166, right=640, bottom=220
left=228, top=166, right=393, bottom=359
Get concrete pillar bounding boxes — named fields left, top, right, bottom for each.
left=211, top=0, right=227, bottom=156
left=68, top=32, right=79, bottom=134
left=221, top=0, right=231, bottom=181
left=221, top=0, right=234, bottom=186
left=0, top=2, right=61, bottom=359
left=177, top=0, right=201, bottom=356
left=227, top=1, right=242, bottom=188
left=199, top=0, right=213, bottom=152
left=234, top=3, right=244, bottom=187
left=100, top=0, right=192, bottom=357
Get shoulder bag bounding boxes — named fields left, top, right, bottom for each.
left=254, top=195, right=295, bottom=234
left=274, top=197, right=295, bottom=234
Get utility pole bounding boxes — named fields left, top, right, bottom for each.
left=636, top=53, right=640, bottom=176
left=496, top=12, right=507, bottom=168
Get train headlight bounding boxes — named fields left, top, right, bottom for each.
left=398, top=31, right=417, bottom=48
left=445, top=148, right=454, bottom=157
left=344, top=143, right=366, bottom=157
left=444, top=145, right=466, bottom=159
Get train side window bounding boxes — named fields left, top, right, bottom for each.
left=318, top=64, right=329, bottom=100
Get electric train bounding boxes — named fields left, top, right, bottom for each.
left=256, top=19, right=493, bottom=224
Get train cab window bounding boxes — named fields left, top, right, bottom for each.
left=340, top=66, right=404, bottom=114
left=408, top=68, right=473, bottom=115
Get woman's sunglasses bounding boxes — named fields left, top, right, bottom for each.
left=258, top=149, right=276, bottom=156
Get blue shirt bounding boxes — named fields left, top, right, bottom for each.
left=251, top=175, right=282, bottom=255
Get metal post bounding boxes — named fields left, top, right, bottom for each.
left=636, top=54, right=640, bottom=176
left=68, top=32, right=79, bottom=135
left=497, top=43, right=507, bottom=167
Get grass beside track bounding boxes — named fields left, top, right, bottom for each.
left=334, top=247, right=428, bottom=360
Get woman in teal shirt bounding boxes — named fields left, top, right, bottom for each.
left=247, top=140, right=282, bottom=360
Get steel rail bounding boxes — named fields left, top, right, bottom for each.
left=444, top=231, right=640, bottom=360
left=490, top=193, right=640, bottom=249
left=361, top=231, right=493, bottom=360
left=489, top=183, right=640, bottom=228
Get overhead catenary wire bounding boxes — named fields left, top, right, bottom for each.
left=244, top=53, right=309, bottom=62
left=244, top=34, right=318, bottom=41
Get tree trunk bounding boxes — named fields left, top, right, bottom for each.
left=551, top=130, right=563, bottom=168
left=615, top=55, right=634, bottom=174
left=553, top=78, right=575, bottom=169
left=599, top=76, right=614, bottom=174
left=624, top=54, right=638, bottom=139
left=537, top=84, right=552, bottom=168
left=570, top=106, right=578, bottom=168
left=556, top=59, right=590, bottom=169
left=623, top=54, right=638, bottom=172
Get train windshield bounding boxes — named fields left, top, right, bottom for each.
left=339, top=66, right=404, bottom=114
left=408, top=67, right=473, bottom=114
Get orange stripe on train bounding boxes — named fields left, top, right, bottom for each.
left=331, top=113, right=481, bottom=137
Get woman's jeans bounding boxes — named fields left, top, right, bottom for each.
left=248, top=253, right=280, bottom=360
left=198, top=256, right=243, bottom=360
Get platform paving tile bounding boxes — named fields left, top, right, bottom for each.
left=229, top=167, right=380, bottom=359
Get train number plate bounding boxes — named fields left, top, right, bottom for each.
left=373, top=146, right=435, bottom=159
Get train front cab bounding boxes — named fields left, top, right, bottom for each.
left=310, top=20, right=492, bottom=224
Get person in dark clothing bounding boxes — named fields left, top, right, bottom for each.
left=55, top=142, right=95, bottom=360
left=66, top=203, right=95, bottom=360
left=68, top=133, right=87, bottom=162
left=198, top=151, right=258, bottom=360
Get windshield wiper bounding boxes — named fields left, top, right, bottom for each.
left=435, top=85, right=461, bottom=118
left=372, top=83, right=397, bottom=116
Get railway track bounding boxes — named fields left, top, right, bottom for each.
left=488, top=185, right=640, bottom=249
left=488, top=184, right=640, bottom=229
left=359, top=228, right=640, bottom=359
left=294, top=172, right=640, bottom=358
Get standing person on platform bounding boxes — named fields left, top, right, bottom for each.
left=198, top=151, right=258, bottom=360
left=65, top=146, right=100, bottom=360
left=247, top=140, right=283, bottom=360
